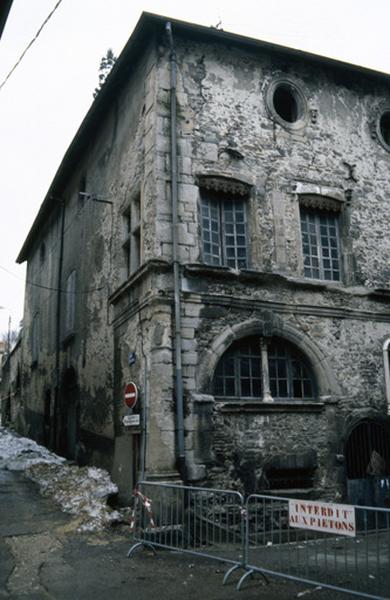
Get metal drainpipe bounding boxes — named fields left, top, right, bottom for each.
left=166, top=21, right=186, bottom=482
left=383, top=338, right=390, bottom=416
left=53, top=198, right=65, bottom=450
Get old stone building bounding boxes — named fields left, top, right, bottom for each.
left=8, top=13, right=390, bottom=504
left=0, top=338, right=22, bottom=428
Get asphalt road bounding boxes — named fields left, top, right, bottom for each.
left=0, top=469, right=355, bottom=600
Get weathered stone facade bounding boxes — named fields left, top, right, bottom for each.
left=0, top=338, right=22, bottom=429
left=6, top=14, right=390, bottom=504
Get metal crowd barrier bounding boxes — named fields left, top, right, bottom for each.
left=128, top=482, right=390, bottom=599
left=128, top=481, right=245, bottom=567
left=245, top=494, right=390, bottom=599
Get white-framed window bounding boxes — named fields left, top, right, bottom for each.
left=201, top=191, right=248, bottom=269
left=65, top=270, right=76, bottom=335
left=300, top=206, right=341, bottom=281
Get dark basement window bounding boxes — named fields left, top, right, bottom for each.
left=266, top=466, right=315, bottom=490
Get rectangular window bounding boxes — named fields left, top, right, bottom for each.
left=300, top=207, right=341, bottom=281
left=31, top=312, right=39, bottom=364
left=122, top=207, right=131, bottom=277
left=201, top=192, right=248, bottom=269
left=122, top=195, right=141, bottom=279
left=65, top=270, right=76, bottom=334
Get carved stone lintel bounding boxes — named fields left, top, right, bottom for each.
left=197, top=175, right=251, bottom=197
left=299, top=194, right=341, bottom=212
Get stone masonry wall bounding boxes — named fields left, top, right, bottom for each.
left=151, top=33, right=390, bottom=499
left=19, top=40, right=160, bottom=472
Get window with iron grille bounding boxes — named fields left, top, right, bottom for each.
left=213, top=336, right=315, bottom=401
left=300, top=207, right=341, bottom=281
left=201, top=191, right=248, bottom=269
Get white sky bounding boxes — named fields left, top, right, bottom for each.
left=0, top=0, right=389, bottom=336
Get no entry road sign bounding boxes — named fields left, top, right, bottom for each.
left=124, top=382, right=138, bottom=409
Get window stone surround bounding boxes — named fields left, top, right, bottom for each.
left=289, top=184, right=354, bottom=286
left=197, top=314, right=341, bottom=400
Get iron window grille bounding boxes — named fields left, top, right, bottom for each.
left=300, top=207, right=341, bottom=281
left=201, top=191, right=248, bottom=269
left=213, top=336, right=315, bottom=401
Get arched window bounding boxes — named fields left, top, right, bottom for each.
left=213, top=336, right=315, bottom=401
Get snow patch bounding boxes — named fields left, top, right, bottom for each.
left=27, top=462, right=121, bottom=531
left=0, top=427, right=121, bottom=531
left=0, top=427, right=64, bottom=470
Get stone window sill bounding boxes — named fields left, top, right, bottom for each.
left=183, top=263, right=347, bottom=293
left=215, top=399, right=324, bottom=413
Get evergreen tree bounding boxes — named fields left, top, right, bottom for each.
left=93, top=48, right=116, bottom=98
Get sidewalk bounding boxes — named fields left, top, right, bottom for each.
left=0, top=427, right=354, bottom=600
left=0, top=469, right=348, bottom=600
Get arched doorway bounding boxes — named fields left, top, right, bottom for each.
left=345, top=419, right=390, bottom=507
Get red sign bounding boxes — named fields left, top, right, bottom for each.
left=124, top=382, right=138, bottom=409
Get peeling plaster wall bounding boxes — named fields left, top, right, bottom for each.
left=153, top=38, right=390, bottom=282
left=15, top=26, right=390, bottom=501
left=186, top=289, right=390, bottom=496
left=18, top=40, right=159, bottom=473
left=148, top=36, right=390, bottom=498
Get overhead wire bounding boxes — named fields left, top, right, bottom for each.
left=0, top=0, right=64, bottom=93
left=0, top=187, right=114, bottom=297
left=0, top=263, right=104, bottom=295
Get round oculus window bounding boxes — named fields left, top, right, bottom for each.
left=377, top=110, right=390, bottom=151
left=266, top=79, right=307, bottom=130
